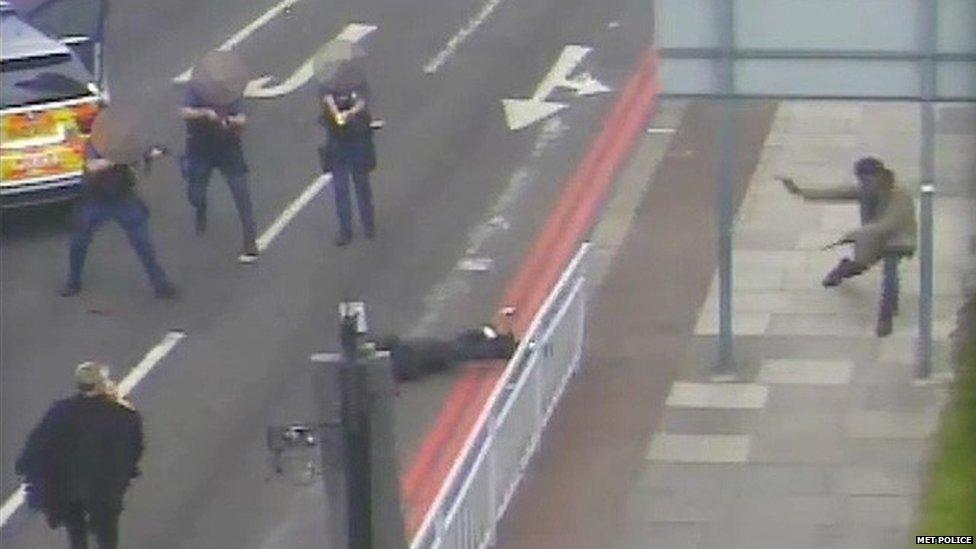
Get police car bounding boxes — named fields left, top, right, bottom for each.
left=0, top=0, right=107, bottom=207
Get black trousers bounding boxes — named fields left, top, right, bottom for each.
left=63, top=499, right=120, bottom=549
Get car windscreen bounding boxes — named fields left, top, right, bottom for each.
left=1, top=53, right=92, bottom=108
left=1, top=51, right=71, bottom=72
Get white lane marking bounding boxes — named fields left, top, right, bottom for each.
left=116, top=331, right=187, bottom=395
left=241, top=174, right=330, bottom=261
left=410, top=117, right=567, bottom=336
left=0, top=486, right=25, bottom=528
left=1, top=330, right=186, bottom=528
left=646, top=127, right=676, bottom=134
left=423, top=0, right=506, bottom=74
left=502, top=45, right=610, bottom=131
left=245, top=23, right=377, bottom=99
left=173, top=0, right=303, bottom=83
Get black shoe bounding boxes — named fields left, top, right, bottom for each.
left=822, top=259, right=860, bottom=288
left=335, top=235, right=351, bottom=247
left=154, top=282, right=177, bottom=299
left=60, top=283, right=81, bottom=297
left=195, top=209, right=207, bottom=235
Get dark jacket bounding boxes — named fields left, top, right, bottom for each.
left=81, top=164, right=137, bottom=202
left=15, top=395, right=144, bottom=527
left=318, top=90, right=376, bottom=173
left=384, top=328, right=517, bottom=382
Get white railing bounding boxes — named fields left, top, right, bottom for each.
left=411, top=243, right=593, bottom=549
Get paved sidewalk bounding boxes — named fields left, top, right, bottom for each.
left=497, top=101, right=975, bottom=549
left=638, top=102, right=975, bottom=549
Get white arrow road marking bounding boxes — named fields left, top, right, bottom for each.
left=1, top=330, right=186, bottom=529
left=502, top=45, right=611, bottom=131
left=173, top=0, right=303, bottom=83
left=244, top=23, right=377, bottom=99
left=423, top=0, right=506, bottom=74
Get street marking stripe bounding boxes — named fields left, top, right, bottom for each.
left=173, top=0, right=303, bottom=83
left=1, top=330, right=186, bottom=529
left=248, top=174, right=330, bottom=258
left=117, top=331, right=187, bottom=395
left=423, top=0, right=506, bottom=74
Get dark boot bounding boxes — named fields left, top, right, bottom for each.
left=195, top=208, right=207, bottom=235
left=876, top=313, right=893, bottom=337
left=822, top=258, right=862, bottom=288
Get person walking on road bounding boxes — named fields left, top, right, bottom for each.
left=318, top=65, right=377, bottom=246
left=181, top=50, right=259, bottom=263
left=778, top=157, right=917, bottom=337
left=61, top=109, right=175, bottom=299
left=15, top=362, right=144, bottom=549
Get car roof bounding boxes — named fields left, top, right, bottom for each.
left=1, top=10, right=71, bottom=62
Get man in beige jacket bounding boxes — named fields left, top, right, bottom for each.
left=778, top=157, right=917, bottom=337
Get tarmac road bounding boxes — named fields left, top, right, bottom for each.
left=0, top=0, right=654, bottom=546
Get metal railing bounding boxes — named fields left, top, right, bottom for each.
left=411, top=243, right=593, bottom=549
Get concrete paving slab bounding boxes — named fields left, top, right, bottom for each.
left=814, top=524, right=907, bottom=549
left=835, top=466, right=922, bottom=496
left=665, top=382, right=769, bottom=409
left=619, top=521, right=703, bottom=549
left=845, top=411, right=938, bottom=439
left=749, top=434, right=844, bottom=465
left=759, top=359, right=854, bottom=385
left=725, top=494, right=843, bottom=526
left=646, top=434, right=751, bottom=464
left=764, top=384, right=856, bottom=413
left=756, top=412, right=844, bottom=439
left=694, top=311, right=771, bottom=336
left=845, top=495, right=915, bottom=526
left=765, top=313, right=874, bottom=337
left=854, top=383, right=944, bottom=413
left=733, top=464, right=832, bottom=496
left=661, top=408, right=760, bottom=435
left=844, top=438, right=930, bottom=467
left=636, top=463, right=738, bottom=494
left=700, top=520, right=820, bottom=549
left=626, top=487, right=730, bottom=523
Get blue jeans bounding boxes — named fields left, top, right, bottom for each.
left=880, top=254, right=900, bottom=317
left=185, top=157, right=257, bottom=249
left=331, top=163, right=374, bottom=239
left=68, top=198, right=169, bottom=291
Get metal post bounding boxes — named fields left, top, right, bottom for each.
left=917, top=0, right=938, bottom=378
left=714, top=0, right=736, bottom=377
left=312, top=358, right=348, bottom=548
left=339, top=314, right=373, bottom=549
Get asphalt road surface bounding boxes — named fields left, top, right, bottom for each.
left=1, top=0, right=653, bottom=546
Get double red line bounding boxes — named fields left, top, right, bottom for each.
left=402, top=49, right=661, bottom=538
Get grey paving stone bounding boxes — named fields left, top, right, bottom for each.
left=850, top=358, right=918, bottom=386
left=845, top=495, right=915, bottom=526
left=700, top=520, right=820, bottom=549
left=750, top=433, right=844, bottom=465
left=637, top=463, right=739, bottom=495
left=665, top=382, right=769, bottom=409
left=756, top=412, right=844, bottom=439
left=815, top=524, right=908, bottom=549
left=618, top=521, right=703, bottom=549
left=854, top=383, right=943, bottom=413
left=725, top=494, right=844, bottom=525
left=647, top=434, right=751, bottom=464
left=734, top=464, right=832, bottom=496
left=758, top=359, right=853, bottom=385
left=845, top=411, right=939, bottom=439
left=661, top=408, right=760, bottom=436
left=765, top=313, right=873, bottom=337
left=765, top=385, right=855, bottom=414
left=834, top=466, right=922, bottom=496
left=626, top=486, right=730, bottom=523
left=844, top=438, right=931, bottom=468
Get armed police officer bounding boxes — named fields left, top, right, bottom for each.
left=778, top=157, right=917, bottom=337
left=181, top=50, right=259, bottom=263
left=61, top=108, right=175, bottom=299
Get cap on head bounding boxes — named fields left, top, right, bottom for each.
left=75, top=361, right=109, bottom=393
left=854, top=157, right=885, bottom=176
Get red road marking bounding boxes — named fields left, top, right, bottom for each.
left=402, top=50, right=660, bottom=538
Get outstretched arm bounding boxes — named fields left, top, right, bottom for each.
left=776, top=176, right=860, bottom=201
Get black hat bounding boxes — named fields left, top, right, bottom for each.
left=854, top=157, right=885, bottom=175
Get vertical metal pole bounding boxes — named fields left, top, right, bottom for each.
left=339, top=314, right=373, bottom=548
left=312, top=360, right=348, bottom=548
left=715, top=0, right=736, bottom=376
left=917, top=0, right=938, bottom=378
